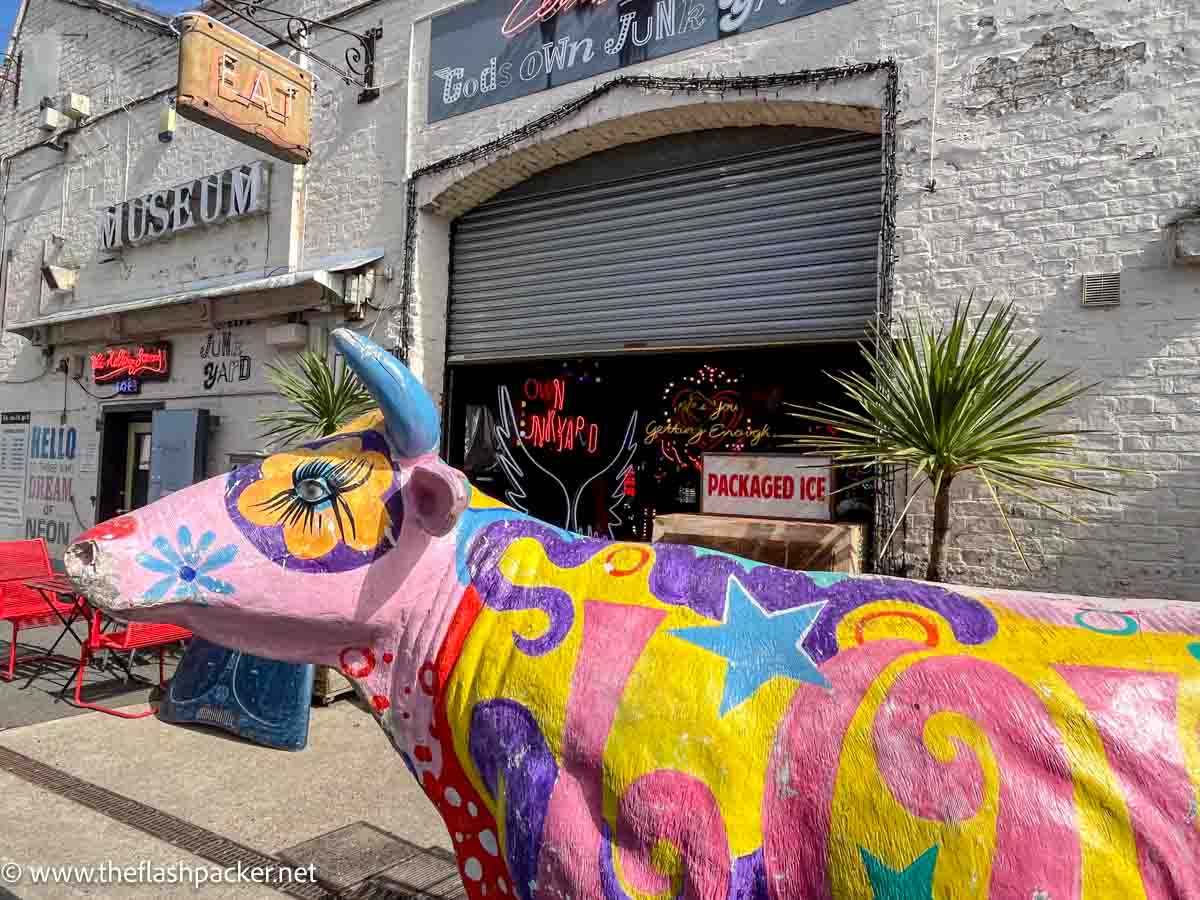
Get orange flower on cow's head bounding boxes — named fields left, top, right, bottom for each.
left=227, top=427, right=403, bottom=571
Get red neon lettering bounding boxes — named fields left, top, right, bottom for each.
left=523, top=405, right=599, bottom=455
left=523, top=378, right=565, bottom=410
left=92, top=345, right=169, bottom=382
left=502, top=0, right=561, bottom=38
left=501, top=0, right=613, bottom=37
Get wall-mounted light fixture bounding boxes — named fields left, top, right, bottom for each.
left=159, top=98, right=176, bottom=143
left=41, top=263, right=78, bottom=291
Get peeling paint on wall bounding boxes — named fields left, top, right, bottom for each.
left=968, top=26, right=1147, bottom=116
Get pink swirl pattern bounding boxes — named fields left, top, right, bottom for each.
left=872, top=655, right=1082, bottom=897
left=614, top=770, right=731, bottom=900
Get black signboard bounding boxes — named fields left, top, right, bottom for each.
left=427, top=0, right=859, bottom=122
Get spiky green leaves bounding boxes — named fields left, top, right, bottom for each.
left=785, top=300, right=1127, bottom=574
left=256, top=350, right=378, bottom=449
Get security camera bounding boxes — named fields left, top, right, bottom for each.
left=159, top=104, right=176, bottom=143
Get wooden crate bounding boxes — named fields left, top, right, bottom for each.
left=652, top=514, right=865, bottom=573
left=312, top=664, right=356, bottom=706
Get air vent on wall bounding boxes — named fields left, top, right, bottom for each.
left=1081, top=272, right=1121, bottom=307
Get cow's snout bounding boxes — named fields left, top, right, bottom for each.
left=65, top=540, right=97, bottom=575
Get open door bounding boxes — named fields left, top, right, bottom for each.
left=148, top=409, right=209, bottom=503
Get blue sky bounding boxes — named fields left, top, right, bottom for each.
left=2, top=0, right=195, bottom=54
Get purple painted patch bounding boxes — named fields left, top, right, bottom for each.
left=466, top=520, right=593, bottom=655
left=469, top=699, right=557, bottom=900
left=727, top=849, right=768, bottom=900
left=224, top=428, right=404, bottom=574
left=648, top=545, right=997, bottom=661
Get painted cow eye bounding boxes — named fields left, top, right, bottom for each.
left=297, top=478, right=330, bottom=504
left=252, top=455, right=374, bottom=540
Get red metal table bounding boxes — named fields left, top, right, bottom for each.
left=20, top=575, right=92, bottom=683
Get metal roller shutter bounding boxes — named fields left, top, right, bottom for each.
left=448, top=132, right=883, bottom=364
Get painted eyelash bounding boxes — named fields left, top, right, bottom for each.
left=255, top=455, right=374, bottom=541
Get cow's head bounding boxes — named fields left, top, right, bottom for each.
left=63, top=330, right=469, bottom=667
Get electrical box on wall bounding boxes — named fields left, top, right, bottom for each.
left=266, top=322, right=308, bottom=349
left=1168, top=217, right=1200, bottom=266
left=60, top=93, right=90, bottom=120
left=39, top=106, right=70, bottom=131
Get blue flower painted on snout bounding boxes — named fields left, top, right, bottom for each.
left=136, top=527, right=238, bottom=604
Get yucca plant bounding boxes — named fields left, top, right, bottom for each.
left=785, top=300, right=1124, bottom=582
left=256, top=350, right=377, bottom=448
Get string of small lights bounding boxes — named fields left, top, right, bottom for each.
left=396, top=61, right=900, bottom=367
left=656, top=362, right=751, bottom=472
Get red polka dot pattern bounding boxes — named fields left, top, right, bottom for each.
left=418, top=586, right=511, bottom=900
left=338, top=647, right=376, bottom=679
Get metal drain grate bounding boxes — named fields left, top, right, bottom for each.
left=278, top=822, right=425, bottom=893
left=280, top=823, right=465, bottom=900
left=0, top=745, right=331, bottom=900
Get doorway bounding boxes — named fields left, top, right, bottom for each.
left=96, top=408, right=157, bottom=524
left=124, top=422, right=153, bottom=516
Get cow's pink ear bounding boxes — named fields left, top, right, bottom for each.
left=407, top=465, right=468, bottom=537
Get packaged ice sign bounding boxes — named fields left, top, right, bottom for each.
left=427, top=0, right=860, bottom=121
left=96, top=163, right=269, bottom=253
left=175, top=14, right=313, bottom=165
left=701, top=453, right=832, bottom=521
left=92, top=344, right=171, bottom=383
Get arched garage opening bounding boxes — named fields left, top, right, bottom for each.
left=443, top=125, right=882, bottom=547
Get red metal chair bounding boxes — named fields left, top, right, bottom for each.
left=0, top=539, right=77, bottom=681
left=71, top=611, right=193, bottom=719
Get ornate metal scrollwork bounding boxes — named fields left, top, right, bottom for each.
left=206, top=0, right=381, bottom=102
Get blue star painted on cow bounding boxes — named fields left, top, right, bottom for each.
left=670, top=575, right=829, bottom=715
left=859, top=845, right=938, bottom=900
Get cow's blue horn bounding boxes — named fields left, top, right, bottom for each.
left=331, top=329, right=440, bottom=457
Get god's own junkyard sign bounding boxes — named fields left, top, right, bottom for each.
left=427, top=0, right=859, bottom=121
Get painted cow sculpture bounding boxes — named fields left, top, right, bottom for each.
left=65, top=330, right=1200, bottom=899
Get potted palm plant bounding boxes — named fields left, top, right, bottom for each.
left=786, top=301, right=1124, bottom=583
left=257, top=349, right=378, bottom=449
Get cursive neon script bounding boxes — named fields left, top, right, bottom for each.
left=502, top=0, right=612, bottom=38
left=92, top=346, right=170, bottom=382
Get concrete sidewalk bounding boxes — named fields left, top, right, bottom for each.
left=0, top=700, right=451, bottom=898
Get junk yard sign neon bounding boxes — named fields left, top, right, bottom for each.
left=427, top=0, right=859, bottom=121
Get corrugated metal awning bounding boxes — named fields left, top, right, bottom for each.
left=7, top=249, right=385, bottom=334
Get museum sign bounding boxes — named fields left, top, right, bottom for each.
left=95, top=162, right=269, bottom=253
left=427, top=0, right=858, bottom=121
